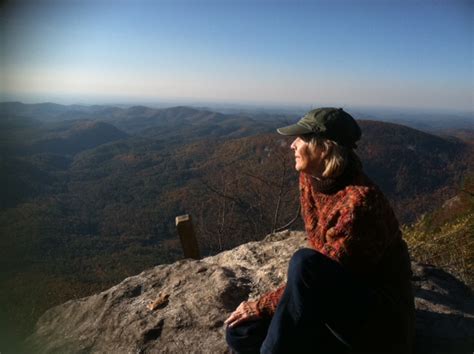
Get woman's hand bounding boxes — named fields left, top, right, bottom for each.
left=224, top=300, right=261, bottom=328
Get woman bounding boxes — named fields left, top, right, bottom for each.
left=224, top=108, right=415, bottom=354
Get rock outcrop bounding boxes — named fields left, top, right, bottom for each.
left=26, top=231, right=474, bottom=353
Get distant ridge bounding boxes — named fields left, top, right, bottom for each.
left=0, top=102, right=272, bottom=138
left=3, top=101, right=473, bottom=133
left=31, top=120, right=128, bottom=155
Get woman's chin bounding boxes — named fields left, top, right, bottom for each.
left=295, top=164, right=305, bottom=172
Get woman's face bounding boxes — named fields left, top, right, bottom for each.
left=290, top=137, right=325, bottom=176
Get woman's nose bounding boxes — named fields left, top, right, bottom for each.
left=290, top=139, right=297, bottom=150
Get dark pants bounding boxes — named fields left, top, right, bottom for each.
left=226, top=248, right=382, bottom=354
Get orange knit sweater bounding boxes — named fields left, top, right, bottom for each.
left=255, top=165, right=404, bottom=317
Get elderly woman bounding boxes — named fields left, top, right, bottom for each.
left=224, top=108, right=415, bottom=354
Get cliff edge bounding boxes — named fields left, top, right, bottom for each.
left=26, top=231, right=474, bottom=353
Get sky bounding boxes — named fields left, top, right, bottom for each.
left=1, top=0, right=473, bottom=111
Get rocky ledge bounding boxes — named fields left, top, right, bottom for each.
left=26, top=231, right=474, bottom=353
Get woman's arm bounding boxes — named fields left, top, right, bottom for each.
left=224, top=284, right=286, bottom=327
left=320, top=187, right=399, bottom=274
left=224, top=300, right=260, bottom=328
left=255, top=284, right=286, bottom=317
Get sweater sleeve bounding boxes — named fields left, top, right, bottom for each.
left=320, top=188, right=398, bottom=274
left=255, top=284, right=286, bottom=317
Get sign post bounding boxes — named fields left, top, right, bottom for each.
left=175, top=214, right=200, bottom=260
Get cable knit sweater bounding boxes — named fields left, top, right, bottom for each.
left=255, top=161, right=413, bottom=319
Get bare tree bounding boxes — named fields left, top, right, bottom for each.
left=194, top=138, right=301, bottom=254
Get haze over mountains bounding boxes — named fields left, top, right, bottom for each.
left=3, top=101, right=473, bottom=131
left=0, top=101, right=472, bottom=350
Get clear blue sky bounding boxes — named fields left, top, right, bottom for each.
left=1, top=0, right=473, bottom=111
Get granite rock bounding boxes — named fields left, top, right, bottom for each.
left=26, top=231, right=474, bottom=353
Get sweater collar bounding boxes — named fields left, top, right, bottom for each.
left=310, top=175, right=339, bottom=193
left=308, top=152, right=362, bottom=194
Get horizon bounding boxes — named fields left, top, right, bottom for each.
left=3, top=99, right=474, bottom=122
left=1, top=0, right=473, bottom=112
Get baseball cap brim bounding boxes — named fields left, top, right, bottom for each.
left=276, top=123, right=313, bottom=136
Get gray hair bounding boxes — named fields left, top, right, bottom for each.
left=302, top=135, right=354, bottom=178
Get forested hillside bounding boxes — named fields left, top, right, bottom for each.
left=0, top=103, right=472, bottom=350
left=403, top=173, right=474, bottom=289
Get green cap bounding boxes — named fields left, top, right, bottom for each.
left=277, top=107, right=361, bottom=148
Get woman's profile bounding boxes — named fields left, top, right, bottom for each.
left=224, top=107, right=415, bottom=354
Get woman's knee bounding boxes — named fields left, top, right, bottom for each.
left=288, top=248, right=326, bottom=286
left=289, top=248, right=323, bottom=272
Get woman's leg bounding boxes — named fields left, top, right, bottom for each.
left=261, top=248, right=381, bottom=354
left=226, top=317, right=272, bottom=354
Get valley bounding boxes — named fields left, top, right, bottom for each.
left=0, top=102, right=472, bottom=349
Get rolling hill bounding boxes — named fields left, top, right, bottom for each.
left=0, top=102, right=472, bottom=348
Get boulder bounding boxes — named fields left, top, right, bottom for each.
left=26, top=231, right=474, bottom=353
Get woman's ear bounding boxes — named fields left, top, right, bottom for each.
left=319, top=146, right=331, bottom=160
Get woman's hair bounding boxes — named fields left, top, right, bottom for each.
left=301, top=135, right=358, bottom=178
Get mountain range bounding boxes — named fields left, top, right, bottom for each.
left=0, top=102, right=472, bottom=350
